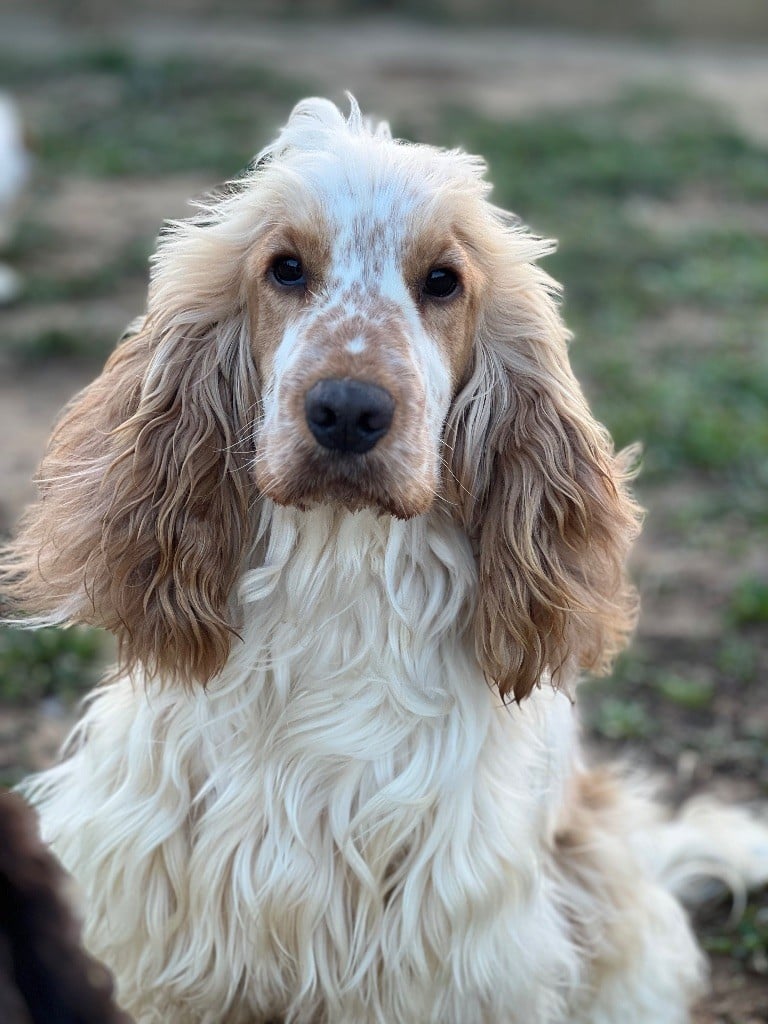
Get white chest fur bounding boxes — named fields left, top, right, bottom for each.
left=29, top=506, right=579, bottom=1023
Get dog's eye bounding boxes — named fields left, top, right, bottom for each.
left=423, top=267, right=459, bottom=299
left=271, top=256, right=306, bottom=287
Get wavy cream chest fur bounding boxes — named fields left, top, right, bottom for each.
left=29, top=505, right=580, bottom=1024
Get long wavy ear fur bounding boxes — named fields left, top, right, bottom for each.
left=0, top=216, right=260, bottom=685
left=445, top=235, right=643, bottom=703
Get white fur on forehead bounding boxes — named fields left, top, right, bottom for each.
left=267, top=95, right=392, bottom=152
left=254, top=94, right=490, bottom=200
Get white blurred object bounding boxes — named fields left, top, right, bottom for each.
left=0, top=93, right=31, bottom=304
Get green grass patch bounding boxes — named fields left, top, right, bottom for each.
left=702, top=895, right=768, bottom=975
left=590, top=696, right=653, bottom=741
left=716, top=636, right=760, bottom=687
left=584, top=653, right=716, bottom=721
left=19, top=240, right=151, bottom=305
left=4, top=47, right=312, bottom=177
left=0, top=625, right=106, bottom=705
left=593, top=333, right=768, bottom=482
left=728, top=577, right=768, bottom=626
left=2, top=327, right=112, bottom=366
left=652, top=672, right=715, bottom=710
left=445, top=87, right=768, bottom=213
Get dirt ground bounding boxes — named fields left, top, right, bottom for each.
left=1, top=11, right=767, bottom=1021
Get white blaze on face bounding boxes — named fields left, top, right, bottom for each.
left=252, top=124, right=474, bottom=516
left=345, top=337, right=367, bottom=355
left=320, top=172, right=454, bottom=446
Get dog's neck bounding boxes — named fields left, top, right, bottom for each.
left=215, top=501, right=480, bottom=716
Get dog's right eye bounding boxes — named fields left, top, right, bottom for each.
left=271, top=256, right=306, bottom=287
left=423, top=267, right=459, bottom=299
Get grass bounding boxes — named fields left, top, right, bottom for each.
left=728, top=577, right=768, bottom=626
left=3, top=327, right=112, bottom=365
left=0, top=625, right=105, bottom=705
left=445, top=88, right=768, bottom=208
left=3, top=46, right=312, bottom=177
left=702, top=898, right=768, bottom=976
left=18, top=239, right=152, bottom=306
left=582, top=648, right=719, bottom=741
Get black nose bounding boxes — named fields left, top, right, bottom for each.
left=305, top=378, right=395, bottom=454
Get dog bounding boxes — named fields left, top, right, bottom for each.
left=2, top=96, right=767, bottom=1024
left=0, top=788, right=132, bottom=1024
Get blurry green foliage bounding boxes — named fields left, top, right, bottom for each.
left=728, top=577, right=768, bottom=626
left=447, top=88, right=768, bottom=209
left=21, top=239, right=151, bottom=305
left=652, top=672, right=715, bottom=710
left=703, top=898, right=768, bottom=975
left=0, top=625, right=105, bottom=704
left=4, top=328, right=110, bottom=365
left=2, top=47, right=311, bottom=177
left=592, top=696, right=653, bottom=740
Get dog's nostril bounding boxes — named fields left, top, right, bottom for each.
left=305, top=379, right=395, bottom=455
left=315, top=405, right=337, bottom=429
left=359, top=411, right=382, bottom=434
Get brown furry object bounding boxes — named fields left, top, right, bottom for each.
left=0, top=789, right=132, bottom=1024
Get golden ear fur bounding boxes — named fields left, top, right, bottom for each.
left=1, top=219, right=260, bottom=685
left=445, top=248, right=643, bottom=703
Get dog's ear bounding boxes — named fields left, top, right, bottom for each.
left=445, top=253, right=642, bottom=703
left=1, top=219, right=260, bottom=686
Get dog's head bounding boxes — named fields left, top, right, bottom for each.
left=247, top=98, right=485, bottom=520
left=2, top=98, right=641, bottom=700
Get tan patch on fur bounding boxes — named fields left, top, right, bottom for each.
left=402, top=222, right=484, bottom=390
left=247, top=220, right=333, bottom=372
left=553, top=769, right=680, bottom=1010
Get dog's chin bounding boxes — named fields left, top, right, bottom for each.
left=255, top=449, right=436, bottom=521
left=273, top=490, right=429, bottom=520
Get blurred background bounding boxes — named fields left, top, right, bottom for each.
left=0, top=1, right=766, bottom=1018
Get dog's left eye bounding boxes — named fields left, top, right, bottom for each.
left=423, top=267, right=459, bottom=299
left=271, top=256, right=306, bottom=287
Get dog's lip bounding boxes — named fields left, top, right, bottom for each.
left=275, top=494, right=418, bottom=518
left=261, top=474, right=432, bottom=521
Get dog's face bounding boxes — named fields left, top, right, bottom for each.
left=2, top=97, right=641, bottom=699
left=248, top=156, right=483, bottom=519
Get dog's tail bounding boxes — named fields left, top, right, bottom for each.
left=642, top=797, right=768, bottom=913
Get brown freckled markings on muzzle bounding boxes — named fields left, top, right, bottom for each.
left=299, top=305, right=412, bottom=397
left=254, top=300, right=438, bottom=519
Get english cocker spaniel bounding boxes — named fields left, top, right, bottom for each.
left=3, top=97, right=767, bottom=1024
